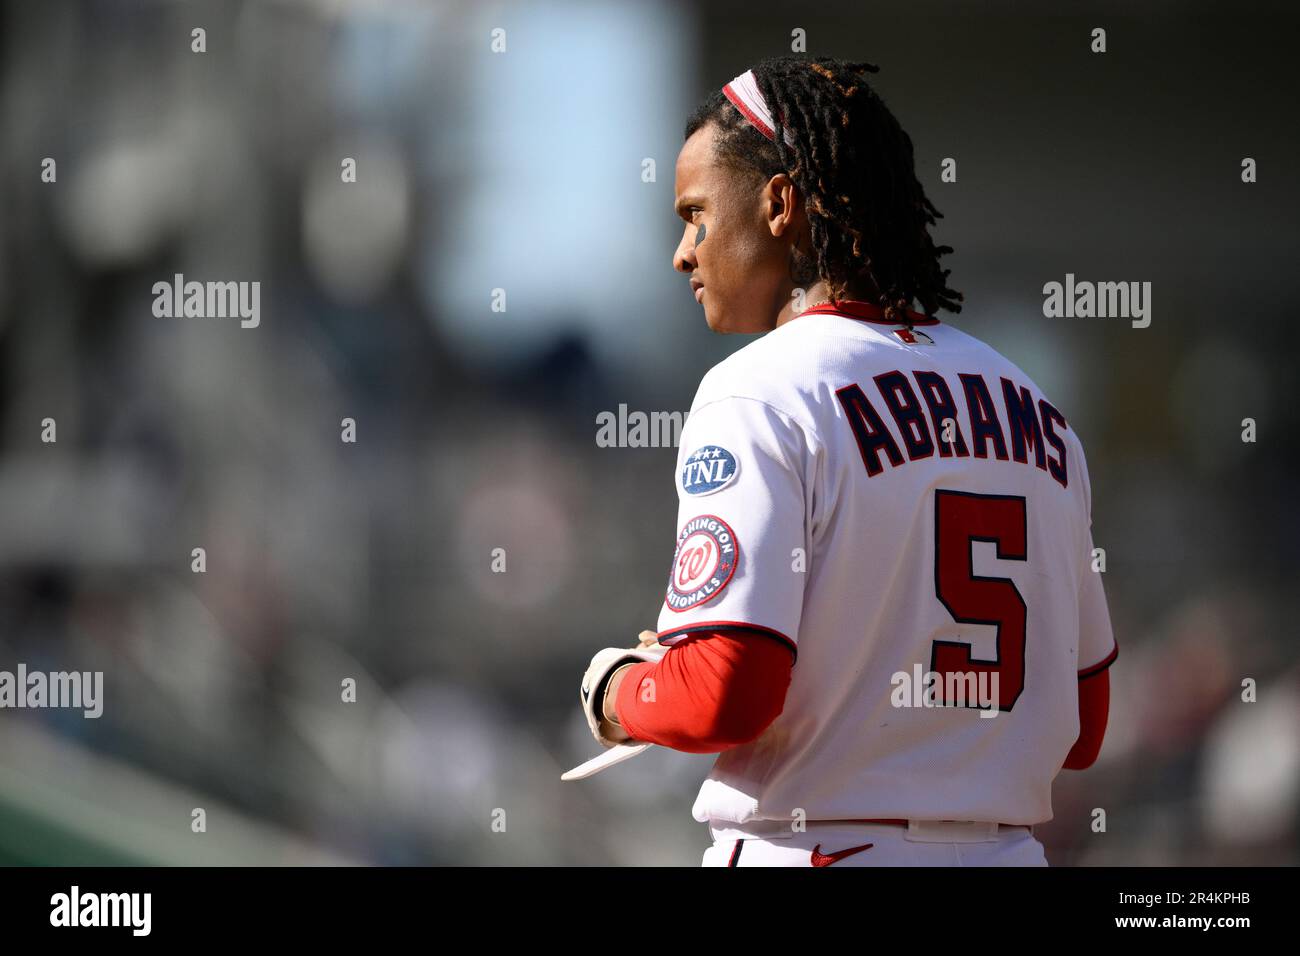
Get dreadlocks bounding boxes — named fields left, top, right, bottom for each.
left=684, top=56, right=963, bottom=324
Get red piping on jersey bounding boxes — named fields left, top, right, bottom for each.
left=1078, top=642, right=1118, bottom=679
left=657, top=620, right=797, bottom=659
left=800, top=299, right=941, bottom=326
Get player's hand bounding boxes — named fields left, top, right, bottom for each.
left=580, top=642, right=669, bottom=748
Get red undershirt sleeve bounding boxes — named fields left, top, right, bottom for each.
left=1063, top=669, right=1110, bottom=770
left=613, top=628, right=794, bottom=754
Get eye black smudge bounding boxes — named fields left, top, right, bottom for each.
left=695, top=223, right=706, bottom=246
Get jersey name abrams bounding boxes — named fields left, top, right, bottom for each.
left=834, top=370, right=1071, bottom=488
left=666, top=514, right=739, bottom=612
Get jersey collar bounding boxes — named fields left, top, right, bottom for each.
left=798, top=299, right=940, bottom=326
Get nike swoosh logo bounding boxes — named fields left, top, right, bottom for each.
left=810, top=842, right=874, bottom=867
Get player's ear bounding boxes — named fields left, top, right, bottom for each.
left=763, top=173, right=801, bottom=239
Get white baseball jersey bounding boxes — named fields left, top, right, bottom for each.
left=655, top=301, right=1116, bottom=830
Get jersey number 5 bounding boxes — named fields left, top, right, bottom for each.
left=932, top=490, right=1027, bottom=711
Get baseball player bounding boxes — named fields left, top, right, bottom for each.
left=573, top=55, right=1115, bottom=867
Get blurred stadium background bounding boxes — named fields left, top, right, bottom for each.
left=0, top=0, right=1297, bottom=865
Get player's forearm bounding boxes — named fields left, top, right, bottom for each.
left=609, top=631, right=793, bottom=753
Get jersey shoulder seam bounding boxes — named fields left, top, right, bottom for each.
left=688, top=393, right=827, bottom=452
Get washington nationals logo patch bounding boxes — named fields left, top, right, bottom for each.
left=666, top=514, right=739, bottom=612
left=681, top=445, right=739, bottom=496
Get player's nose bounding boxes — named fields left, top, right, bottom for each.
left=673, top=228, right=697, bottom=274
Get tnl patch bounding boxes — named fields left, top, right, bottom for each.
left=666, top=514, right=739, bottom=612
left=681, top=445, right=739, bottom=496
